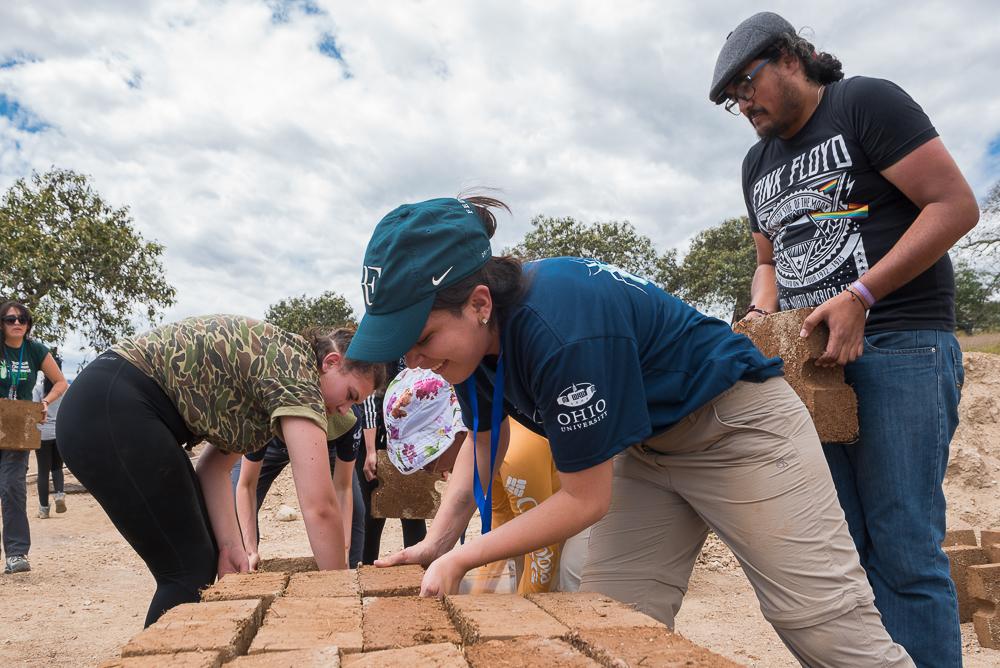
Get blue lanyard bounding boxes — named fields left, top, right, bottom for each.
left=465, top=341, right=505, bottom=534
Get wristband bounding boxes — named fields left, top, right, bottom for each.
left=745, top=304, right=770, bottom=317
left=851, top=280, right=875, bottom=308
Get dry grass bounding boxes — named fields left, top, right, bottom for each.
left=957, top=331, right=1000, bottom=354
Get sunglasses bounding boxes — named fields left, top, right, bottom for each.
left=2, top=315, right=28, bottom=325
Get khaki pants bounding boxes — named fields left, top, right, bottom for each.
left=580, top=377, right=913, bottom=668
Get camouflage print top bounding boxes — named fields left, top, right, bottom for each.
left=112, top=314, right=332, bottom=454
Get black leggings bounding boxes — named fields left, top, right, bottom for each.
left=355, top=454, right=426, bottom=564
left=57, top=352, right=213, bottom=627
left=34, top=439, right=64, bottom=506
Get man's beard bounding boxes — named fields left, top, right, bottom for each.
left=752, top=75, right=805, bottom=139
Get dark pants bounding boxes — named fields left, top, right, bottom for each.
left=355, top=453, right=426, bottom=564
left=231, top=449, right=366, bottom=568
left=35, top=438, right=65, bottom=507
left=0, top=449, right=30, bottom=557
left=57, top=353, right=213, bottom=627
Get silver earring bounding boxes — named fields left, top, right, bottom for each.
left=480, top=317, right=489, bottom=326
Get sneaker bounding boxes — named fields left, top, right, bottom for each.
left=38, top=505, right=50, bottom=519
left=4, top=555, right=30, bottom=574
left=54, top=493, right=66, bottom=513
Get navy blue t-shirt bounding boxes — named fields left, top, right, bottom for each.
left=456, top=258, right=783, bottom=472
left=246, top=405, right=363, bottom=463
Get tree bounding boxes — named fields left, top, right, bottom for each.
left=0, top=168, right=175, bottom=350
left=264, top=291, right=356, bottom=334
left=954, top=261, right=1000, bottom=334
left=506, top=215, right=661, bottom=279
left=962, top=180, right=1000, bottom=255
left=663, top=217, right=757, bottom=322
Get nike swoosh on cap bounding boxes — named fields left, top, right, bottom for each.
left=431, top=266, right=454, bottom=286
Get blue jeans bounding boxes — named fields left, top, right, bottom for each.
left=823, top=329, right=963, bottom=668
left=0, top=449, right=31, bottom=557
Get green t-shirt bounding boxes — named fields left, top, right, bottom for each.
left=112, top=315, right=331, bottom=454
left=1, top=338, right=49, bottom=400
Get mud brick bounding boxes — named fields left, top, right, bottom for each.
left=981, top=530, right=1000, bottom=547
left=357, top=564, right=424, bottom=597
left=284, top=569, right=359, bottom=599
left=969, top=564, right=1000, bottom=648
left=200, top=572, right=289, bottom=604
left=363, top=595, right=460, bottom=651
left=526, top=592, right=661, bottom=632
left=444, top=594, right=567, bottom=643
left=257, top=556, right=318, bottom=574
left=570, top=626, right=744, bottom=667
left=226, top=646, right=341, bottom=667
left=122, top=599, right=265, bottom=661
left=97, top=651, right=223, bottom=668
left=249, top=597, right=362, bottom=654
left=733, top=308, right=858, bottom=443
left=0, top=399, right=43, bottom=450
left=981, top=530, right=1000, bottom=561
left=340, top=643, right=467, bottom=667
left=942, top=529, right=978, bottom=547
left=371, top=451, right=444, bottom=519
left=465, top=637, right=599, bottom=667
left=944, top=545, right=990, bottom=622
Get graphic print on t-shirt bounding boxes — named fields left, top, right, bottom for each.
left=555, top=381, right=608, bottom=433
left=571, top=258, right=649, bottom=293
left=750, top=134, right=870, bottom=310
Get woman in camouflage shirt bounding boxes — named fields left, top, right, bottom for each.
left=57, top=315, right=385, bottom=627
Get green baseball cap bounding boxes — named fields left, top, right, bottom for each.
left=347, top=198, right=493, bottom=362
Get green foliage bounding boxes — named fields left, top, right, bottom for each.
left=663, top=217, right=757, bottom=322
left=0, top=168, right=175, bottom=350
left=264, top=291, right=356, bottom=334
left=505, top=215, right=661, bottom=279
left=963, top=180, right=1000, bottom=253
left=954, top=260, right=1000, bottom=335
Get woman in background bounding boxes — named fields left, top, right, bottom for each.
left=1, top=300, right=67, bottom=574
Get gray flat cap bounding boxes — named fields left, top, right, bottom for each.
left=709, top=11, right=794, bottom=104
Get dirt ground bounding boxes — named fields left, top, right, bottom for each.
left=3, top=352, right=1000, bottom=667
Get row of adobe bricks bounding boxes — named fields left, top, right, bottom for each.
left=99, top=560, right=741, bottom=667
left=943, top=529, right=1000, bottom=648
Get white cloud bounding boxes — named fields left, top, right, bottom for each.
left=1, top=0, right=998, bottom=373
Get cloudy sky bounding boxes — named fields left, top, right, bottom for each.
left=2, top=1, right=999, bottom=369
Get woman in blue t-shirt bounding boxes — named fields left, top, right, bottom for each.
left=0, top=300, right=68, bottom=575
left=345, top=198, right=911, bottom=666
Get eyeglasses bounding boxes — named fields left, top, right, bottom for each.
left=723, top=58, right=771, bottom=115
left=2, top=315, right=28, bottom=325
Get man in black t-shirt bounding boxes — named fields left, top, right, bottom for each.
left=712, top=12, right=979, bottom=668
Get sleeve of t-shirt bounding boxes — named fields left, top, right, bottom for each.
left=29, top=339, right=50, bottom=369
left=742, top=151, right=762, bottom=233
left=362, top=394, right=378, bottom=429
left=255, top=376, right=328, bottom=439
left=842, top=76, right=938, bottom=171
left=244, top=449, right=264, bottom=462
left=534, top=337, right=651, bottom=473
left=330, top=418, right=362, bottom=462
